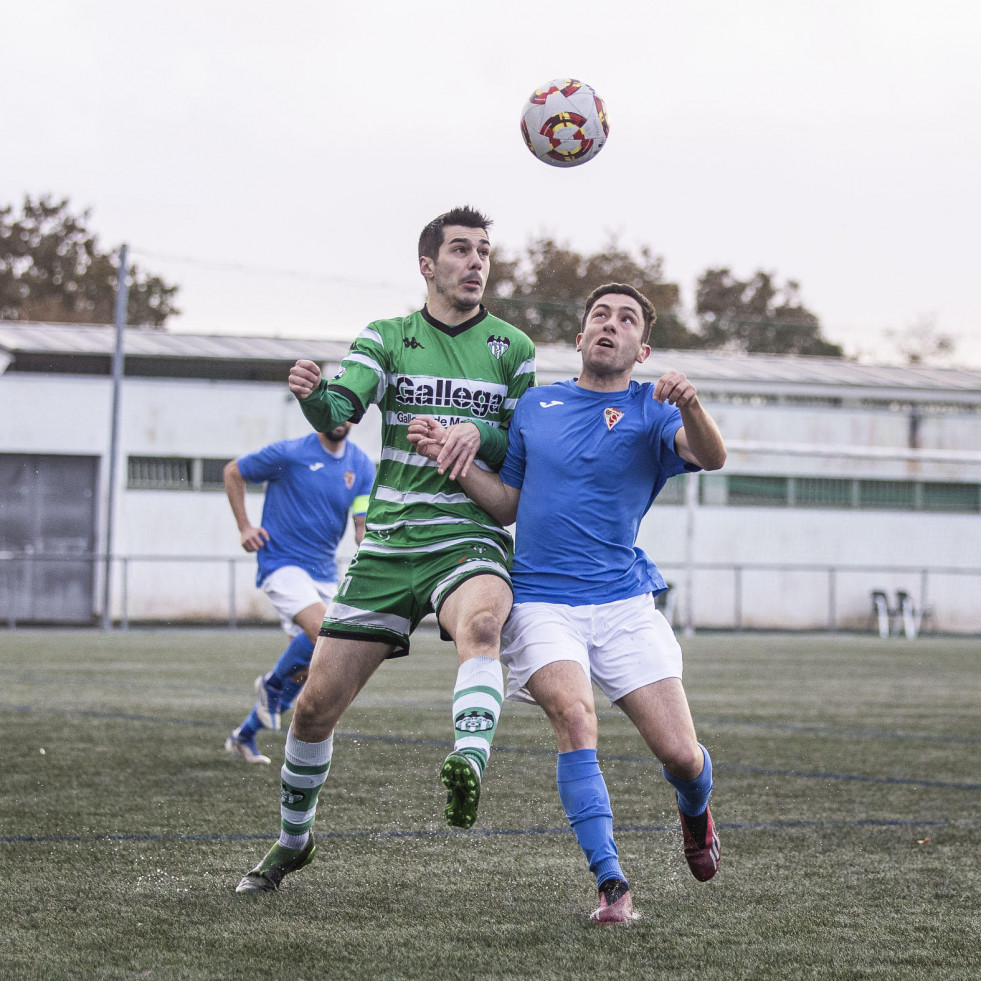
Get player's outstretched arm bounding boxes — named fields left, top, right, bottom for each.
left=288, top=359, right=357, bottom=433
left=223, top=460, right=271, bottom=552
left=408, top=417, right=520, bottom=525
left=655, top=370, right=727, bottom=471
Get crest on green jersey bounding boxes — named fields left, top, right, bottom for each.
left=487, top=335, right=510, bottom=360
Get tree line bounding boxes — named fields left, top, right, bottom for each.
left=1, top=195, right=952, bottom=361
left=485, top=235, right=843, bottom=356
left=1, top=195, right=177, bottom=328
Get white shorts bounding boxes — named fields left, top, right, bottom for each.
left=260, top=565, right=337, bottom=637
left=500, top=592, right=683, bottom=705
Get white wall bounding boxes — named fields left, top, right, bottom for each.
left=3, top=370, right=977, bottom=630
left=638, top=494, right=981, bottom=632
left=2, top=372, right=381, bottom=622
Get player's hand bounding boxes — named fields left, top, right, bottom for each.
left=239, top=524, right=271, bottom=552
left=407, top=416, right=446, bottom=462
left=406, top=418, right=480, bottom=479
left=433, top=421, right=481, bottom=480
left=289, top=359, right=322, bottom=401
left=655, top=370, right=699, bottom=409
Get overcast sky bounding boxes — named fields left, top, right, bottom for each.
left=5, top=1, right=979, bottom=365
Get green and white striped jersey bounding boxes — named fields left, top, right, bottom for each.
left=305, top=306, right=535, bottom=555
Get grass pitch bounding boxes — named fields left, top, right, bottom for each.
left=1, top=627, right=979, bottom=980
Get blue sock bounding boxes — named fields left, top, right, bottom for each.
left=278, top=677, right=304, bottom=712
left=237, top=706, right=264, bottom=741
left=271, top=633, right=315, bottom=685
left=663, top=743, right=714, bottom=816
left=556, top=749, right=625, bottom=888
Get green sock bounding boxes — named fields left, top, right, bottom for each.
left=451, top=657, right=504, bottom=777
left=278, top=731, right=332, bottom=849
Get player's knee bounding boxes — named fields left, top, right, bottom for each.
left=459, top=610, right=504, bottom=652
left=290, top=685, right=329, bottom=736
left=551, top=698, right=598, bottom=747
left=661, top=740, right=704, bottom=780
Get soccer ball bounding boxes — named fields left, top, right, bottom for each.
left=520, top=78, right=609, bottom=168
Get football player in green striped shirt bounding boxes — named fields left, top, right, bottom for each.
left=237, top=206, right=535, bottom=893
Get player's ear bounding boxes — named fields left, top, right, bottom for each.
left=419, top=255, right=434, bottom=279
left=635, top=343, right=652, bottom=364
left=575, top=332, right=583, bottom=351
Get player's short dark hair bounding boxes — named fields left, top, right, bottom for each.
left=418, top=206, right=493, bottom=259
left=582, top=283, right=657, bottom=344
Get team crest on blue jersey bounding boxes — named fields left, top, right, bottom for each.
left=487, top=335, right=510, bottom=360
left=604, top=407, right=623, bottom=430
left=344, top=471, right=355, bottom=489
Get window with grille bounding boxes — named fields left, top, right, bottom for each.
left=858, top=480, right=915, bottom=510
left=794, top=477, right=854, bottom=508
left=727, top=475, right=789, bottom=507
left=127, top=456, right=193, bottom=490
left=200, top=458, right=229, bottom=490
left=127, top=456, right=251, bottom=491
left=920, top=481, right=980, bottom=512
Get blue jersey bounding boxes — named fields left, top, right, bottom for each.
left=237, top=433, right=375, bottom=587
left=499, top=378, right=695, bottom=605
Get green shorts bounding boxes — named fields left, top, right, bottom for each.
left=321, top=537, right=512, bottom=657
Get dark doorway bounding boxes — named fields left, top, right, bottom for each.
left=0, top=454, right=99, bottom=624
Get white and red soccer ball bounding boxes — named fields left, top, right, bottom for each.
left=520, top=78, right=609, bottom=168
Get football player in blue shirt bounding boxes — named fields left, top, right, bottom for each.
left=409, top=283, right=727, bottom=924
left=223, top=423, right=375, bottom=763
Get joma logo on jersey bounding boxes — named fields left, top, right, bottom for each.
left=454, top=709, right=496, bottom=733
left=395, top=376, right=504, bottom=418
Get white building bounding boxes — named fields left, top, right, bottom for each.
left=2, top=322, right=979, bottom=633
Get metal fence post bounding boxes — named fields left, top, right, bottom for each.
left=120, top=556, right=129, bottom=631
left=733, top=566, right=743, bottom=631
left=828, top=567, right=837, bottom=631
left=228, top=559, right=238, bottom=629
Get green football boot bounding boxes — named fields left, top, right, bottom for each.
left=235, top=834, right=316, bottom=893
left=441, top=752, right=481, bottom=829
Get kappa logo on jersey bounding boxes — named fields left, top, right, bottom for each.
left=281, top=788, right=307, bottom=807
left=403, top=337, right=425, bottom=349
left=539, top=399, right=564, bottom=408
left=604, top=407, right=624, bottom=430
left=487, top=335, right=510, bottom=360
left=344, top=470, right=355, bottom=489
left=395, top=376, right=504, bottom=418
left=454, top=709, right=496, bottom=733
left=308, top=462, right=325, bottom=471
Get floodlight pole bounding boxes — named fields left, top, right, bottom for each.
left=101, top=244, right=129, bottom=630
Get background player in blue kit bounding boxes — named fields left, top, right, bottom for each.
left=223, top=423, right=375, bottom=763
left=409, top=283, right=727, bottom=924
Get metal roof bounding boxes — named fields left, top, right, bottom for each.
left=1, top=321, right=979, bottom=399
left=0, top=322, right=352, bottom=363
left=529, top=340, right=981, bottom=400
